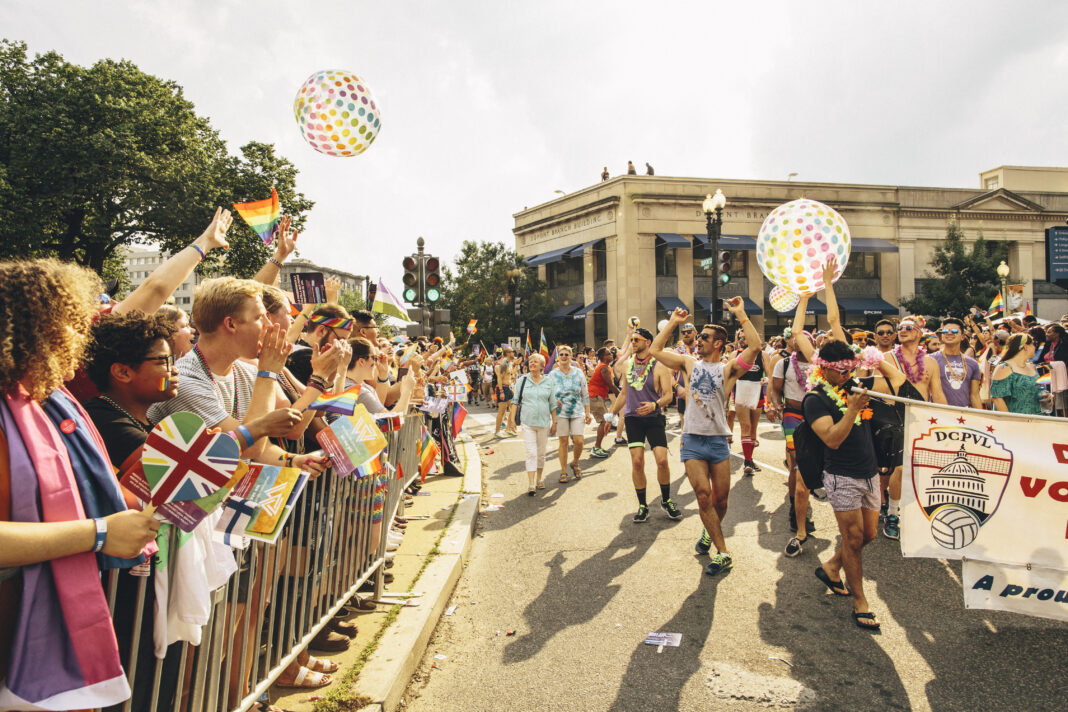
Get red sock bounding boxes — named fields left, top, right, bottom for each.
left=742, top=438, right=755, bottom=461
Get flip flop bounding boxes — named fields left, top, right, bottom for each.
left=303, top=655, right=339, bottom=673
left=275, top=666, right=332, bottom=690
left=852, top=610, right=881, bottom=631
left=814, top=567, right=850, bottom=597
left=536, top=481, right=546, bottom=489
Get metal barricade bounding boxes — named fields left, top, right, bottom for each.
left=94, top=413, right=425, bottom=712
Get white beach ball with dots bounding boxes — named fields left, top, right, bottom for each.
left=293, top=70, right=382, bottom=157
left=756, top=199, right=851, bottom=295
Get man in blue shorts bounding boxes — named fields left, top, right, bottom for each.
left=651, top=299, right=763, bottom=575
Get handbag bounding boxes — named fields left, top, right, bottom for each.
left=514, top=375, right=528, bottom=426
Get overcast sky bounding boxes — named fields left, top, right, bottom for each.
left=4, top=1, right=1068, bottom=287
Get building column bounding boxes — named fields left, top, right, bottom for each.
left=1013, top=241, right=1034, bottom=307
left=606, top=234, right=622, bottom=343
left=747, top=251, right=765, bottom=336
left=677, top=246, right=694, bottom=312
left=895, top=241, right=915, bottom=315
left=583, top=248, right=596, bottom=346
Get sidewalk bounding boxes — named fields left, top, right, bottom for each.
left=270, top=433, right=483, bottom=712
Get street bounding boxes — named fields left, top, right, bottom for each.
left=400, top=405, right=1066, bottom=712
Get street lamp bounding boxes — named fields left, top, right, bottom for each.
left=506, top=266, right=525, bottom=338
left=702, top=189, right=727, bottom=325
left=997, top=260, right=1010, bottom=312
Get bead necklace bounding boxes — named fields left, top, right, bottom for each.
left=810, top=373, right=873, bottom=426
left=941, top=353, right=966, bottom=390
left=626, top=355, right=655, bottom=390
left=893, top=344, right=926, bottom=384
left=98, top=394, right=152, bottom=433
left=789, top=352, right=811, bottom=388
left=193, top=344, right=239, bottom=418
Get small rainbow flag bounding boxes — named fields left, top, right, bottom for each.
left=1037, top=371, right=1052, bottom=385
left=467, top=319, right=477, bottom=334
left=355, top=453, right=385, bottom=479
left=539, top=328, right=550, bottom=359
left=419, top=427, right=440, bottom=482
left=308, top=385, right=361, bottom=416
left=525, top=331, right=533, bottom=357
left=399, top=343, right=416, bottom=366
left=1026, top=301, right=1033, bottom=317
left=233, top=187, right=281, bottom=245
left=988, top=291, right=1005, bottom=315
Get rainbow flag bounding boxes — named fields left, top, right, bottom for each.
left=545, top=346, right=557, bottom=374
left=467, top=319, right=478, bottom=334
left=355, top=453, right=385, bottom=479
left=233, top=187, right=281, bottom=244
left=450, top=402, right=467, bottom=439
left=399, top=343, right=416, bottom=367
left=988, top=291, right=1005, bottom=315
left=419, top=427, right=440, bottom=482
left=539, top=328, right=550, bottom=359
left=307, top=385, right=361, bottom=416
left=525, top=331, right=533, bottom=357
left=1037, top=371, right=1052, bottom=385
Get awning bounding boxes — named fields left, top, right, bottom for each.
left=851, top=238, right=898, bottom=253
left=525, top=245, right=573, bottom=266
left=551, top=303, right=583, bottom=319
left=838, top=297, right=899, bottom=315
left=657, top=296, right=689, bottom=313
left=567, top=238, right=604, bottom=256
left=571, top=299, right=606, bottom=319
left=692, top=234, right=757, bottom=249
left=654, top=233, right=692, bottom=248
left=695, top=296, right=763, bottom=316
left=804, top=297, right=827, bottom=315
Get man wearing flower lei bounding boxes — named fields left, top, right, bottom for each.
left=649, top=298, right=763, bottom=576
left=608, top=326, right=680, bottom=524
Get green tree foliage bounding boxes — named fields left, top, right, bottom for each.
left=440, top=241, right=555, bottom=348
left=899, top=220, right=1011, bottom=317
left=0, top=40, right=312, bottom=276
left=338, top=288, right=392, bottom=337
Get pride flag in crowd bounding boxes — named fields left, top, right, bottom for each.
left=451, top=402, right=467, bottom=439
left=308, top=385, right=361, bottom=416
left=1026, top=301, right=1033, bottom=316
left=419, top=427, right=440, bottom=482
left=545, top=345, right=557, bottom=373
left=372, top=278, right=415, bottom=322
left=988, top=290, right=1005, bottom=315
left=232, top=187, right=281, bottom=244
left=467, top=319, right=478, bottom=334
left=525, top=331, right=533, bottom=357
left=539, top=328, right=549, bottom=358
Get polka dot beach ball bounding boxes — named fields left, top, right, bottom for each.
left=769, top=286, right=801, bottom=313
left=293, top=70, right=382, bottom=157
left=756, top=199, right=851, bottom=296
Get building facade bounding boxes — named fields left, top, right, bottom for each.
left=513, top=166, right=1068, bottom=345
left=124, top=246, right=201, bottom=306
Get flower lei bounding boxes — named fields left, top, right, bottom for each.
left=810, top=371, right=874, bottom=426
left=789, top=351, right=811, bottom=387
left=626, top=355, right=655, bottom=390
left=894, top=344, right=926, bottom=384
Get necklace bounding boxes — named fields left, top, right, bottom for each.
left=98, top=394, right=152, bottom=433
left=626, top=355, right=655, bottom=390
left=193, top=344, right=239, bottom=418
left=789, top=352, right=811, bottom=388
left=941, top=353, right=966, bottom=390
left=894, top=345, right=926, bottom=384
left=811, top=373, right=873, bottom=426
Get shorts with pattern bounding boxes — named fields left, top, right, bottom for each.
left=823, top=472, right=880, bottom=512
left=781, top=405, right=804, bottom=451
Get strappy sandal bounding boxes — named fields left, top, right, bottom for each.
left=303, top=655, right=339, bottom=673
left=559, top=473, right=569, bottom=483
left=274, top=666, right=332, bottom=690
left=571, top=465, right=582, bottom=479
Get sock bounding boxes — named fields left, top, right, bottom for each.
left=660, top=483, right=671, bottom=503
left=741, top=438, right=755, bottom=461
left=636, top=488, right=647, bottom=507
left=888, top=498, right=900, bottom=517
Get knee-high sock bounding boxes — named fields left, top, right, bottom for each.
left=741, top=437, right=755, bottom=461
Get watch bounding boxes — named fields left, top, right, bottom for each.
left=92, top=517, right=108, bottom=553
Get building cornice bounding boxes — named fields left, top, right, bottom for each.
left=513, top=196, right=620, bottom=235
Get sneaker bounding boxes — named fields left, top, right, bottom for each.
left=883, top=514, right=900, bottom=540
left=591, top=447, right=610, bottom=459
left=632, top=505, right=650, bottom=523
left=784, top=537, right=804, bottom=557
left=661, top=498, right=682, bottom=520
left=751, top=461, right=762, bottom=472
left=505, top=429, right=518, bottom=437
left=743, top=461, right=755, bottom=476
left=695, top=530, right=712, bottom=555
left=705, top=552, right=733, bottom=576
left=497, top=428, right=508, bottom=438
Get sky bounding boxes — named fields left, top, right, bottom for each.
left=4, top=0, right=1068, bottom=289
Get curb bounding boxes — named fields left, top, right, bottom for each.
left=352, top=438, right=482, bottom=712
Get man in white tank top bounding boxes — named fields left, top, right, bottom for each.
left=650, top=300, right=764, bottom=576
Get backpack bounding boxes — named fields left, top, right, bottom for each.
left=793, top=389, right=841, bottom=492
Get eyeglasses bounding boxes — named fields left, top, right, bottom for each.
left=939, top=327, right=961, bottom=335
left=897, top=324, right=916, bottom=332
left=141, top=354, right=175, bottom=371
left=875, top=330, right=894, bottom=336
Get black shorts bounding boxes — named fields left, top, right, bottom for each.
left=677, top=397, right=686, bottom=415
left=624, top=414, right=668, bottom=450
left=496, top=384, right=513, bottom=403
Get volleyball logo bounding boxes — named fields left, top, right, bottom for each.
left=910, top=427, right=1013, bottom=550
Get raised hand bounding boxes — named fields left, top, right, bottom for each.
left=726, top=296, right=746, bottom=318
left=273, top=214, right=299, bottom=261
left=325, top=276, right=343, bottom=305
left=670, top=306, right=689, bottom=324
left=821, top=257, right=839, bottom=288
left=196, top=207, right=233, bottom=252
left=311, top=340, right=345, bottom=381
left=258, top=323, right=292, bottom=373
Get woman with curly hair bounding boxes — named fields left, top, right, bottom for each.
left=0, top=258, right=159, bottom=710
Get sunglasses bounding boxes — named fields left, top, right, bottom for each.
left=939, top=327, right=961, bottom=335
left=141, top=354, right=175, bottom=371
left=875, top=330, right=894, bottom=336
left=897, top=324, right=916, bottom=332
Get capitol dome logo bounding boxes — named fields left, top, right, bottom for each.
left=910, top=427, right=1013, bottom=550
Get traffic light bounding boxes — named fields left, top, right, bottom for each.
left=515, top=295, right=522, bottom=317
left=424, top=255, right=441, bottom=303
left=402, top=255, right=420, bottom=303
left=718, top=250, right=732, bottom=285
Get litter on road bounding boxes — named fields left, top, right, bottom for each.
left=644, top=632, right=682, bottom=647
left=445, top=605, right=457, bottom=616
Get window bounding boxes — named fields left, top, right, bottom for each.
left=841, top=253, right=879, bottom=279
left=692, top=244, right=746, bottom=278
left=593, top=245, right=607, bottom=282
left=985, top=176, right=1000, bottom=190
left=655, top=241, right=676, bottom=277
left=547, top=256, right=583, bottom=289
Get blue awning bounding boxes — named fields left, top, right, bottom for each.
left=692, top=234, right=757, bottom=249
left=851, top=238, right=898, bottom=253
left=695, top=296, right=763, bottom=316
left=567, top=238, right=604, bottom=256
left=571, top=299, right=606, bottom=319
left=655, top=233, right=692, bottom=248
left=657, top=296, right=689, bottom=313
left=805, top=297, right=827, bottom=315
left=525, top=245, right=574, bottom=266
left=838, top=297, right=899, bottom=315
left=551, top=303, right=583, bottom=319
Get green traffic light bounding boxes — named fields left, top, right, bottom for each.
left=720, top=274, right=730, bottom=285
left=403, top=288, right=417, bottom=302
left=426, top=287, right=441, bottom=303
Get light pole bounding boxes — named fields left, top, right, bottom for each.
left=702, top=189, right=727, bottom=324
left=506, top=266, right=524, bottom=339
left=997, top=260, right=1010, bottom=313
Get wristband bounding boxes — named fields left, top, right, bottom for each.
left=191, top=244, right=207, bottom=262
left=236, top=424, right=253, bottom=447
left=738, top=318, right=750, bottom=327
left=256, top=370, right=277, bottom=380
left=306, top=380, right=327, bottom=393
left=735, top=355, right=753, bottom=371
left=377, top=378, right=390, bottom=383
left=92, top=517, right=108, bottom=553
left=283, top=453, right=295, bottom=468
left=269, top=256, right=284, bottom=268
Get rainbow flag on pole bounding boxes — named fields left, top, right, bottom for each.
left=988, top=291, right=1005, bottom=315
left=525, top=331, right=533, bottom=357
left=467, top=319, right=478, bottom=334
left=418, top=427, right=440, bottom=482
left=307, top=385, right=361, bottom=416
left=539, top=328, right=550, bottom=359
left=233, top=187, right=281, bottom=244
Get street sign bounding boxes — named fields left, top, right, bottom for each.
left=1046, top=227, right=1068, bottom=285
left=508, top=337, right=520, bottom=351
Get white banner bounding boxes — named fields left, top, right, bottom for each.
left=962, top=560, right=1068, bottom=622
left=900, top=400, right=1068, bottom=570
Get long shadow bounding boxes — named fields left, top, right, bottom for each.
left=607, top=573, right=726, bottom=711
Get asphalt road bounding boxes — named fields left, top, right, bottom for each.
left=400, top=405, right=1066, bottom=712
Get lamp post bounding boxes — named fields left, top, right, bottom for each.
left=702, top=189, right=727, bottom=325
left=506, top=266, right=524, bottom=339
left=997, top=260, right=1010, bottom=313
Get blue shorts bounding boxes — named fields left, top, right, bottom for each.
left=680, top=433, right=730, bottom=464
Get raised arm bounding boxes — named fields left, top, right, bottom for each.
left=115, top=208, right=232, bottom=315
left=822, top=258, right=848, bottom=344
left=649, top=307, right=691, bottom=372
left=793, top=294, right=815, bottom=361
left=253, top=214, right=298, bottom=286
left=725, top=298, right=762, bottom=380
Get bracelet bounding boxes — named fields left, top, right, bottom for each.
left=191, top=244, right=206, bottom=262
left=92, top=517, right=108, bottom=553
left=256, top=370, right=277, bottom=380
left=306, top=380, right=327, bottom=393
left=377, top=377, right=390, bottom=383
left=269, top=256, right=284, bottom=268
left=738, top=318, right=750, bottom=326
left=236, top=424, right=253, bottom=447
left=283, top=453, right=295, bottom=467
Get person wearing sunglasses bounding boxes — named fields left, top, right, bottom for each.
left=872, top=319, right=897, bottom=355
left=931, top=317, right=981, bottom=410
left=991, top=333, right=1048, bottom=415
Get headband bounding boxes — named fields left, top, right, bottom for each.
left=814, top=355, right=860, bottom=372
left=634, top=327, right=654, bottom=341
left=309, top=315, right=354, bottom=330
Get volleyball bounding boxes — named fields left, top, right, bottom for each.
left=930, top=506, right=980, bottom=549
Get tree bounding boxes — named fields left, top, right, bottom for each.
left=440, top=241, right=555, bottom=348
left=0, top=40, right=312, bottom=276
left=899, top=219, right=1011, bottom=317
left=338, top=288, right=393, bottom=337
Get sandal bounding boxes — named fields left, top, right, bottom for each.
left=814, top=567, right=850, bottom=597
left=345, top=596, right=377, bottom=612
left=275, top=666, right=332, bottom=690
left=528, top=486, right=536, bottom=497
left=303, top=655, right=339, bottom=673
left=536, top=481, right=546, bottom=489
left=571, top=465, right=582, bottom=479
left=614, top=437, right=627, bottom=445
left=559, top=473, right=569, bottom=483
left=852, top=609, right=881, bottom=631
